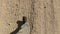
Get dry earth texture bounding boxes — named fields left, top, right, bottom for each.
left=0, top=0, right=60, bottom=34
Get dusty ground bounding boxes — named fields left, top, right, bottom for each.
left=0, top=0, right=60, bottom=34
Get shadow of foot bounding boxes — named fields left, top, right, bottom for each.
left=10, top=16, right=27, bottom=34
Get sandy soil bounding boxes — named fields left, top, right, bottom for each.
left=0, top=0, right=60, bottom=34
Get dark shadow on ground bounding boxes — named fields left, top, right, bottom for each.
left=10, top=16, right=27, bottom=34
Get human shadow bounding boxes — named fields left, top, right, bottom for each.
left=10, top=16, right=27, bottom=34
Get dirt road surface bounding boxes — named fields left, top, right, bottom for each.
left=0, top=0, right=60, bottom=34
